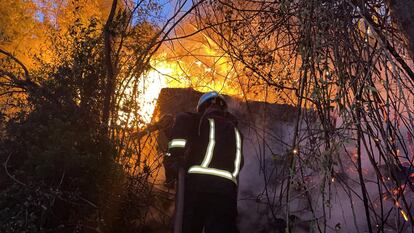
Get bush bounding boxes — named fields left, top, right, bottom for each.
left=0, top=20, right=124, bottom=233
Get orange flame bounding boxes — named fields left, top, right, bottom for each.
left=136, top=20, right=296, bottom=124
left=136, top=24, right=245, bottom=124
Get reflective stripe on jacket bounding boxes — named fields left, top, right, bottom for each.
left=166, top=110, right=244, bottom=191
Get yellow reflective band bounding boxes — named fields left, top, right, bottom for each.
left=188, top=166, right=237, bottom=185
left=233, top=128, right=242, bottom=177
left=168, top=139, right=187, bottom=149
left=201, top=119, right=215, bottom=167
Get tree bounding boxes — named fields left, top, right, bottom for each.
left=0, top=0, right=210, bottom=232
left=0, top=0, right=46, bottom=67
left=387, top=0, right=414, bottom=60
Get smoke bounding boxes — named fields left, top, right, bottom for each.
left=227, top=97, right=296, bottom=233
left=227, top=96, right=414, bottom=233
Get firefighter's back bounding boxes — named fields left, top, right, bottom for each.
left=185, top=109, right=242, bottom=200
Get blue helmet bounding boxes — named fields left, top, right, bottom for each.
left=197, top=91, right=227, bottom=112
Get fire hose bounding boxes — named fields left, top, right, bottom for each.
left=174, top=167, right=185, bottom=233
left=131, top=114, right=185, bottom=233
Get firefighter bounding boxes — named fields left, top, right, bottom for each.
left=164, top=91, right=244, bottom=233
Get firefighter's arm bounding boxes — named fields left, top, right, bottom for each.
left=167, top=113, right=190, bottom=157
left=163, top=113, right=190, bottom=186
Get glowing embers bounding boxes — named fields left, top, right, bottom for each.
left=394, top=199, right=410, bottom=222
left=381, top=181, right=412, bottom=222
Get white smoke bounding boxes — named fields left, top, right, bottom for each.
left=227, top=97, right=414, bottom=233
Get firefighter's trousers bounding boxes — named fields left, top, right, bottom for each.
left=182, top=192, right=239, bottom=233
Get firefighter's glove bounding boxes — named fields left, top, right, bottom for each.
left=163, top=158, right=178, bottom=188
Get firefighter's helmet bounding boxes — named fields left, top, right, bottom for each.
left=197, top=91, right=227, bottom=112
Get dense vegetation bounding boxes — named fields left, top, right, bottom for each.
left=0, top=1, right=168, bottom=232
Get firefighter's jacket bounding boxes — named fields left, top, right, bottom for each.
left=165, top=109, right=244, bottom=200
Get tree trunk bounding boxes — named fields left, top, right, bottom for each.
left=387, top=0, right=414, bottom=60
left=102, top=0, right=118, bottom=135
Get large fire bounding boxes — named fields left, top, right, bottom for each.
left=133, top=18, right=303, bottom=125
left=136, top=59, right=175, bottom=123
left=136, top=25, right=244, bottom=124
